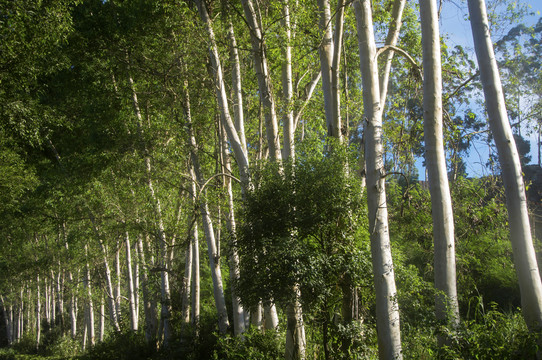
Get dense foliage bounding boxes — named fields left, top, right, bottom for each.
left=0, top=0, right=541, bottom=359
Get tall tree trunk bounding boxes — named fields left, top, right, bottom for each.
left=419, top=0, right=460, bottom=339
left=50, top=270, right=56, bottom=327
left=191, top=223, right=201, bottom=332
left=36, top=275, right=41, bottom=350
left=84, top=247, right=95, bottom=347
left=228, top=21, right=248, bottom=157
left=138, top=235, right=157, bottom=344
left=187, top=129, right=230, bottom=334
left=57, top=268, right=64, bottom=330
left=281, top=1, right=295, bottom=159
left=354, top=1, right=403, bottom=359
left=134, top=241, right=140, bottom=327
left=181, top=239, right=192, bottom=324
left=379, top=0, right=407, bottom=108
left=97, top=239, right=120, bottom=332
left=68, top=270, right=77, bottom=338
left=128, top=69, right=172, bottom=344
left=241, top=0, right=282, bottom=161
left=114, top=241, right=122, bottom=326
left=125, top=232, right=138, bottom=331
left=99, top=296, right=105, bottom=342
left=195, top=0, right=250, bottom=187
left=190, top=169, right=201, bottom=331
left=220, top=118, right=246, bottom=336
left=318, top=0, right=344, bottom=140
left=468, top=0, right=542, bottom=332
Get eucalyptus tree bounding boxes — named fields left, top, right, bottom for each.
left=353, top=0, right=403, bottom=358
left=468, top=0, right=542, bottom=334
left=419, top=0, right=460, bottom=338
left=318, top=0, right=345, bottom=140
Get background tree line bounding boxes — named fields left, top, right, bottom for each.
left=0, top=0, right=541, bottom=359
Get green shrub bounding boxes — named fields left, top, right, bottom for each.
left=212, top=327, right=283, bottom=360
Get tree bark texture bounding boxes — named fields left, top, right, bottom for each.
left=468, top=0, right=542, bottom=331
left=354, top=1, right=403, bottom=358
left=419, top=0, right=460, bottom=333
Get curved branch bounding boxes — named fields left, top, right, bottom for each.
left=198, top=172, right=241, bottom=198
left=376, top=45, right=422, bottom=79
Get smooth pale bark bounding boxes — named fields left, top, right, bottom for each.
left=354, top=1, right=403, bottom=359
left=285, top=286, right=306, bottom=360
left=82, top=316, right=87, bottom=350
left=282, top=1, right=295, bottom=159
left=138, top=236, right=157, bottom=344
left=190, top=168, right=201, bottom=330
left=228, top=22, right=248, bottom=157
left=125, top=232, right=138, bottom=331
left=36, top=275, right=41, bottom=349
left=26, top=284, right=32, bottom=334
left=128, top=70, right=172, bottom=344
left=99, top=297, right=105, bottom=342
left=57, top=269, right=63, bottom=329
left=181, top=239, right=192, bottom=324
left=188, top=130, right=230, bottom=335
left=50, top=270, right=56, bottom=327
left=468, top=0, right=542, bottom=331
left=379, top=0, right=407, bottom=108
left=241, top=0, right=282, bottom=161
left=44, top=277, right=49, bottom=327
left=114, top=241, right=122, bottom=326
left=318, top=0, right=344, bottom=140
left=84, top=248, right=95, bottom=347
left=220, top=119, right=246, bottom=336
left=195, top=0, right=250, bottom=187
left=97, top=239, right=121, bottom=332
left=68, top=270, right=77, bottom=338
left=133, top=242, right=140, bottom=326
left=419, top=0, right=460, bottom=334
left=263, top=305, right=279, bottom=330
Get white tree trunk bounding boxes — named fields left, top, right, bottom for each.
left=134, top=241, right=140, bottom=326
left=138, top=236, right=157, bottom=344
left=190, top=207, right=200, bottom=331
left=57, top=269, right=63, bottom=329
left=379, top=0, right=407, bottom=108
left=84, top=249, right=95, bottom=347
left=419, top=0, right=460, bottom=334
left=189, top=148, right=230, bottom=334
left=281, top=1, right=295, bottom=159
left=317, top=0, right=344, bottom=140
left=50, top=270, right=56, bottom=327
left=228, top=21, right=248, bottom=156
left=36, top=275, right=41, bottom=350
left=241, top=0, right=282, bottom=161
left=125, top=232, right=138, bottom=331
left=181, top=239, right=192, bottom=324
left=285, top=286, right=306, bottom=360
left=99, top=296, right=105, bottom=342
left=98, top=239, right=121, bottom=332
left=354, top=1, right=403, bottom=359
left=220, top=119, right=246, bottom=336
left=44, top=277, right=49, bottom=328
left=468, top=0, right=542, bottom=331
left=127, top=69, right=172, bottom=344
left=68, top=270, right=77, bottom=338
left=114, top=241, right=122, bottom=326
left=195, top=0, right=250, bottom=187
